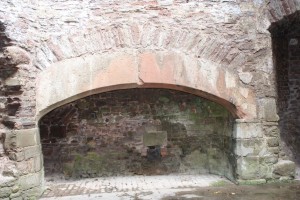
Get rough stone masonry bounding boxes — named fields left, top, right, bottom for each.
left=0, top=0, right=299, bottom=199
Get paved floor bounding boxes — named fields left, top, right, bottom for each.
left=41, top=174, right=231, bottom=199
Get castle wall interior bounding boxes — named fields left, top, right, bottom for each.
left=0, top=0, right=299, bottom=199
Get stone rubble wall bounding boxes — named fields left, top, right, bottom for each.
left=0, top=0, right=298, bottom=199
left=40, top=89, right=235, bottom=180
left=0, top=24, right=43, bottom=199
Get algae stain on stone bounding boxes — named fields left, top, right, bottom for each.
left=210, top=180, right=231, bottom=187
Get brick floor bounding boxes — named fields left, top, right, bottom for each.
left=41, top=174, right=231, bottom=199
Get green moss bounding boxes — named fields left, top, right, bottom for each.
left=68, top=151, right=130, bottom=178
left=143, top=131, right=167, bottom=146
left=71, top=152, right=106, bottom=177
left=209, top=104, right=229, bottom=117
left=108, top=151, right=129, bottom=159
left=62, top=162, right=74, bottom=178
left=267, top=179, right=296, bottom=184
left=238, top=179, right=267, bottom=185
left=77, top=100, right=90, bottom=109
left=87, top=140, right=96, bottom=149
left=86, top=152, right=102, bottom=160
left=210, top=180, right=230, bottom=187
left=158, top=96, right=170, bottom=103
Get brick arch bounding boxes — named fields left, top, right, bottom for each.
left=35, top=21, right=247, bottom=71
left=36, top=51, right=256, bottom=121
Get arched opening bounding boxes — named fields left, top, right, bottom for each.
left=35, top=51, right=257, bottom=122
left=269, top=11, right=300, bottom=177
left=39, top=88, right=236, bottom=181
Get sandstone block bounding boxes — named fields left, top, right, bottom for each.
left=0, top=176, right=16, bottom=187
left=259, top=156, right=277, bottom=179
left=233, top=122, right=263, bottom=139
left=15, top=128, right=40, bottom=148
left=259, top=164, right=274, bottom=179
left=268, top=147, right=280, bottom=154
left=235, top=138, right=266, bottom=156
left=260, top=98, right=279, bottom=122
left=264, top=125, right=280, bottom=137
left=273, top=160, right=295, bottom=177
left=4, top=128, right=40, bottom=152
left=266, top=137, right=279, bottom=147
left=260, top=155, right=278, bottom=164
left=20, top=185, right=43, bottom=199
left=23, top=145, right=41, bottom=160
left=2, top=162, right=19, bottom=177
left=237, top=156, right=260, bottom=180
left=16, top=158, right=35, bottom=175
left=18, top=171, right=43, bottom=191
left=238, top=72, right=253, bottom=84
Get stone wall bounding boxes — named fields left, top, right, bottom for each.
left=40, top=89, right=235, bottom=180
left=0, top=0, right=298, bottom=199
left=0, top=22, right=43, bottom=199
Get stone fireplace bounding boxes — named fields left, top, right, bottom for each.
left=39, top=89, right=235, bottom=180
left=0, top=0, right=299, bottom=199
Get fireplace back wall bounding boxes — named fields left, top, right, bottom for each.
left=39, top=89, right=234, bottom=180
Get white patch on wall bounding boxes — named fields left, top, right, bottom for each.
left=225, top=71, right=236, bottom=88
left=239, top=87, right=249, bottom=99
left=289, top=38, right=298, bottom=46
left=238, top=72, right=253, bottom=84
left=253, top=0, right=263, bottom=6
left=180, top=55, right=199, bottom=87
left=199, top=59, right=219, bottom=90
left=158, top=0, right=173, bottom=6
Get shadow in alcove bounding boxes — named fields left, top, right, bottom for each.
left=38, top=88, right=236, bottom=182
left=0, top=22, right=17, bottom=80
left=270, top=11, right=300, bottom=178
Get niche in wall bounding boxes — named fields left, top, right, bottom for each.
left=39, top=88, right=235, bottom=180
